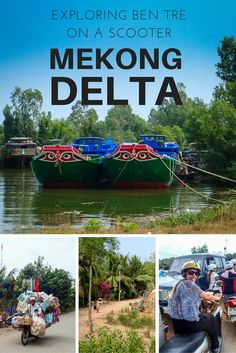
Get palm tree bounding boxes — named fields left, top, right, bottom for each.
left=79, top=238, right=117, bottom=333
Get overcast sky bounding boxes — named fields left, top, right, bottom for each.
left=0, top=235, right=76, bottom=278
left=0, top=236, right=156, bottom=278
left=159, top=234, right=236, bottom=259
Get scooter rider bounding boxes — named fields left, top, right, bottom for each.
left=167, top=260, right=222, bottom=353
left=221, top=261, right=236, bottom=278
left=207, top=264, right=219, bottom=290
left=230, top=259, right=236, bottom=273
left=27, top=297, right=42, bottom=316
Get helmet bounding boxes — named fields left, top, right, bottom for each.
left=30, top=297, right=36, bottom=302
left=225, top=261, right=233, bottom=270
left=181, top=260, right=201, bottom=274
left=208, top=264, right=216, bottom=271
left=231, top=259, right=236, bottom=265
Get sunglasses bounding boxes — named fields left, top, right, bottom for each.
left=186, top=269, right=200, bottom=276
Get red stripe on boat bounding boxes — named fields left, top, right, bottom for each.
left=112, top=181, right=169, bottom=188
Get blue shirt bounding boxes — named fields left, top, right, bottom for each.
left=167, top=280, right=203, bottom=322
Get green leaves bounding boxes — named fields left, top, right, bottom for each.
left=216, top=36, right=236, bottom=82
left=16, top=256, right=73, bottom=311
left=79, top=327, right=150, bottom=353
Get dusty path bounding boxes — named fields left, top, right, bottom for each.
left=0, top=311, right=75, bottom=353
left=79, top=298, right=142, bottom=338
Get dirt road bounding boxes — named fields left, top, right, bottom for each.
left=79, top=298, right=142, bottom=338
left=0, top=311, right=75, bottom=353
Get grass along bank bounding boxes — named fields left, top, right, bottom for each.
left=24, top=200, right=236, bottom=234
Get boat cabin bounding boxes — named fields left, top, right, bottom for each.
left=5, top=137, right=37, bottom=157
left=73, top=137, right=116, bottom=156
left=139, top=135, right=180, bottom=157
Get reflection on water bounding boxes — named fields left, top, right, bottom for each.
left=0, top=169, right=234, bottom=233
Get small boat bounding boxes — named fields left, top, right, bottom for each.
left=4, top=137, right=37, bottom=168
left=102, top=143, right=180, bottom=188
left=31, top=145, right=102, bottom=187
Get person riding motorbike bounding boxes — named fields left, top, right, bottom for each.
left=27, top=297, right=42, bottom=316
left=231, top=259, right=236, bottom=272
left=167, top=260, right=222, bottom=353
left=221, top=261, right=236, bottom=278
left=207, top=264, right=219, bottom=290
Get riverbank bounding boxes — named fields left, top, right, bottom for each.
left=25, top=200, right=236, bottom=234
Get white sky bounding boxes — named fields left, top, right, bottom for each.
left=0, top=235, right=76, bottom=278
left=159, top=234, right=235, bottom=259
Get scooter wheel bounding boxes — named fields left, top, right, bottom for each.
left=21, top=329, right=29, bottom=345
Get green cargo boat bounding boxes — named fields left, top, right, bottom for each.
left=102, top=143, right=180, bottom=188
left=31, top=145, right=102, bottom=187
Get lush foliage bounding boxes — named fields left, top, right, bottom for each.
left=15, top=256, right=74, bottom=311
left=79, top=327, right=155, bottom=353
left=0, top=266, right=16, bottom=306
left=79, top=238, right=155, bottom=306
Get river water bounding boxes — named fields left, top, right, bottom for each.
left=0, top=169, right=235, bottom=233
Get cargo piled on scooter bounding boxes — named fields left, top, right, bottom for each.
left=9, top=290, right=60, bottom=345
left=15, top=290, right=60, bottom=325
left=16, top=316, right=33, bottom=326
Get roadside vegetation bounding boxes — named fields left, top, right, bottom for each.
left=106, top=307, right=155, bottom=329
left=79, top=327, right=155, bottom=353
left=79, top=237, right=155, bottom=353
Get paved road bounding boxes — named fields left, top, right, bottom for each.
left=221, top=320, right=236, bottom=353
left=0, top=312, right=75, bottom=353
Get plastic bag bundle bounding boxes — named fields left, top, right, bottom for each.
left=26, top=290, right=33, bottom=296
left=30, top=315, right=46, bottom=336
left=46, top=296, right=58, bottom=309
left=16, top=301, right=28, bottom=313
left=45, top=312, right=54, bottom=324
left=11, top=316, right=19, bottom=328
left=40, top=301, right=49, bottom=313
left=39, top=291, right=49, bottom=301
left=17, top=292, right=31, bottom=304
left=17, top=293, right=27, bottom=302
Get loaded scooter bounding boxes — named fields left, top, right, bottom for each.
left=18, top=314, right=39, bottom=346
left=159, top=295, right=222, bottom=353
left=7, top=292, right=60, bottom=346
left=7, top=311, right=45, bottom=346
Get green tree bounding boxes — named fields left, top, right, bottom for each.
left=3, top=87, right=43, bottom=141
left=216, top=36, right=236, bottom=82
left=68, top=101, right=100, bottom=137
left=214, top=36, right=236, bottom=108
left=104, top=105, right=149, bottom=142
left=159, top=257, right=175, bottom=269
left=191, top=244, right=208, bottom=254
left=79, top=237, right=118, bottom=333
left=16, top=256, right=73, bottom=311
left=148, top=83, right=192, bottom=128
